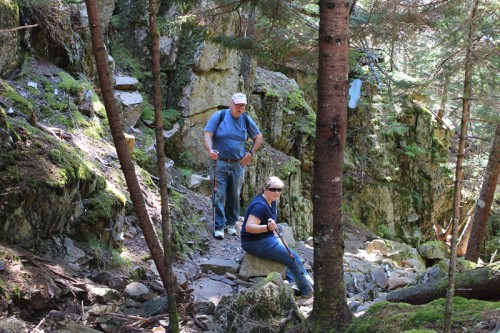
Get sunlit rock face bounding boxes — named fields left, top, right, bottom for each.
left=0, top=2, right=20, bottom=79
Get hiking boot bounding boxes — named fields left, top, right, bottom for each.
left=214, top=229, right=224, bottom=239
left=226, top=226, right=237, bottom=236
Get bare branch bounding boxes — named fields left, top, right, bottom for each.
left=0, top=24, right=38, bottom=33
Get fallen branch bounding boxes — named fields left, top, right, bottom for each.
left=0, top=24, right=38, bottom=33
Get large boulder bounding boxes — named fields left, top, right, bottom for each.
left=0, top=2, right=20, bottom=78
left=213, top=272, right=302, bottom=332
left=345, top=96, right=455, bottom=246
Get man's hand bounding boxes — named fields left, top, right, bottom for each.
left=240, top=152, right=253, bottom=166
left=209, top=149, right=219, bottom=160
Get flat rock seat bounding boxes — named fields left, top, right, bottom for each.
left=239, top=252, right=286, bottom=278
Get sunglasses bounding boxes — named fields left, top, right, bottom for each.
left=268, top=188, right=283, bottom=193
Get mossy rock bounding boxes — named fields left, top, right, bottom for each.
left=346, top=297, right=500, bottom=333
left=214, top=272, right=302, bottom=332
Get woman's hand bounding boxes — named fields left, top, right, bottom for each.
left=245, top=215, right=275, bottom=234
left=267, top=219, right=277, bottom=232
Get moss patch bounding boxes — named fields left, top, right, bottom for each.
left=346, top=298, right=500, bottom=333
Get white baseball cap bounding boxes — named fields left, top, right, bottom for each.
left=231, top=93, right=247, bottom=104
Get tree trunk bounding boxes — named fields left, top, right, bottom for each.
left=84, top=0, right=169, bottom=288
left=148, top=1, right=180, bottom=331
left=387, top=265, right=500, bottom=305
left=443, top=1, right=480, bottom=331
left=436, top=72, right=450, bottom=120
left=240, top=4, right=258, bottom=93
left=465, top=124, right=500, bottom=262
left=311, top=1, right=352, bottom=332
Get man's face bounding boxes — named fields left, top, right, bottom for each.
left=230, top=101, right=247, bottom=118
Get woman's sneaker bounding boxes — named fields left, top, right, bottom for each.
left=214, top=229, right=224, bottom=239
left=226, top=226, right=237, bottom=236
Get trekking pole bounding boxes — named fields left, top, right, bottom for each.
left=269, top=219, right=314, bottom=287
left=212, top=151, right=218, bottom=233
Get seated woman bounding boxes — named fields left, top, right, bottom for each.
left=240, top=176, right=314, bottom=298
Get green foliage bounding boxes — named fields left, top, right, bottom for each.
left=74, top=187, right=125, bottom=239
left=47, top=143, right=94, bottom=188
left=1, top=80, right=34, bottom=115
left=276, top=159, right=300, bottom=179
left=87, top=237, right=130, bottom=270
left=411, top=190, right=423, bottom=209
left=381, top=119, right=408, bottom=137
left=403, top=144, right=425, bottom=158
left=346, top=297, right=499, bottom=333
left=142, top=106, right=182, bottom=131
left=377, top=224, right=390, bottom=238
left=163, top=108, right=182, bottom=130
left=109, top=41, right=147, bottom=81
left=57, top=72, right=84, bottom=96
left=178, top=151, right=194, bottom=167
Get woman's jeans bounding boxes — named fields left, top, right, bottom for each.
left=209, top=159, right=245, bottom=230
left=242, top=236, right=313, bottom=296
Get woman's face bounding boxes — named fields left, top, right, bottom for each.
left=265, top=185, right=283, bottom=201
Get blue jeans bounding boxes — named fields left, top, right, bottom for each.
left=209, top=159, right=245, bottom=230
left=241, top=236, right=313, bottom=296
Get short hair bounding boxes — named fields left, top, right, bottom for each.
left=264, top=176, right=284, bottom=189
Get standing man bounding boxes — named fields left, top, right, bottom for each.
left=204, top=93, right=263, bottom=239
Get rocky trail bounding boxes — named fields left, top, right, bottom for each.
left=0, top=200, right=375, bottom=333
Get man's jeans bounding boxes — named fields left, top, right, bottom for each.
left=209, top=159, right=245, bottom=230
left=241, top=236, right=313, bottom=296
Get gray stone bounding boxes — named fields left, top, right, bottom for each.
left=418, top=242, right=447, bottom=260
left=189, top=174, right=211, bottom=196
left=114, top=76, right=139, bottom=91
left=0, top=3, right=20, bottom=78
left=199, top=258, right=239, bottom=275
left=366, top=239, right=388, bottom=256
left=123, top=282, right=150, bottom=299
left=27, top=82, right=38, bottom=89
left=238, top=252, right=286, bottom=278
left=213, top=272, right=299, bottom=332
left=194, top=301, right=216, bottom=315
left=190, top=277, right=234, bottom=307
left=371, top=268, right=389, bottom=289
left=142, top=296, right=168, bottom=316
left=278, top=223, right=296, bottom=247
left=92, top=272, right=128, bottom=291
left=387, top=272, right=414, bottom=290
left=87, top=282, right=121, bottom=303
left=0, top=316, right=29, bottom=333
left=63, top=237, right=85, bottom=263
left=114, top=91, right=144, bottom=128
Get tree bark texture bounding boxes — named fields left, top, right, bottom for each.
left=84, top=0, right=169, bottom=288
left=311, top=1, right=353, bottom=332
left=387, top=265, right=500, bottom=305
left=465, top=124, right=500, bottom=262
left=444, top=0, right=480, bottom=331
left=148, top=1, right=180, bottom=331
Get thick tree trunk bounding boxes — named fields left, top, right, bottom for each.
left=465, top=124, right=500, bottom=262
left=148, top=1, right=180, bottom=331
left=84, top=0, right=169, bottom=287
left=444, top=1, right=480, bottom=331
left=311, top=1, right=352, bottom=332
left=387, top=265, right=500, bottom=305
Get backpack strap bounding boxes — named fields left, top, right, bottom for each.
left=214, top=109, right=250, bottom=135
